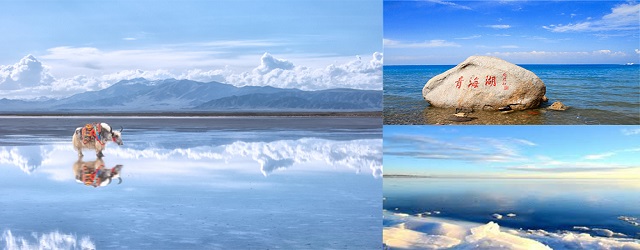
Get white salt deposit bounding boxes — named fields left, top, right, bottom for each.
left=417, top=211, right=439, bottom=217
left=492, top=213, right=503, bottom=219
left=383, top=211, right=640, bottom=250
left=613, top=232, right=627, bottom=237
left=524, top=229, right=640, bottom=250
left=573, top=226, right=590, bottom=231
left=506, top=213, right=516, bottom=218
left=619, top=216, right=640, bottom=227
left=592, top=228, right=615, bottom=237
left=384, top=227, right=461, bottom=249
left=618, top=216, right=637, bottom=221
left=462, top=221, right=551, bottom=250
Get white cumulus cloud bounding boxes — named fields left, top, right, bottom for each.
left=0, top=52, right=382, bottom=99
left=254, top=52, right=295, bottom=73
left=226, top=52, right=382, bottom=90
left=0, top=55, right=55, bottom=90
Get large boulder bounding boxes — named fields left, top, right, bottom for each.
left=422, top=56, right=546, bottom=110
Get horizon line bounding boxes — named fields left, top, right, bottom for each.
left=384, top=63, right=639, bottom=66
left=383, top=174, right=640, bottom=180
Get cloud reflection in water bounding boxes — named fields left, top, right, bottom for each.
left=0, top=138, right=382, bottom=180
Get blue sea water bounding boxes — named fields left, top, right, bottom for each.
left=0, top=117, right=382, bottom=249
left=384, top=64, right=640, bottom=124
left=383, top=178, right=640, bottom=239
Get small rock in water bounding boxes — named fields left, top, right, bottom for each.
left=447, top=114, right=477, bottom=122
left=394, top=208, right=399, bottom=211
left=492, top=213, right=503, bottom=219
left=424, top=212, right=432, bottom=216
left=500, top=110, right=515, bottom=114
left=456, top=107, right=474, bottom=113
left=506, top=213, right=516, bottom=217
left=433, top=211, right=441, bottom=215
left=548, top=101, right=568, bottom=111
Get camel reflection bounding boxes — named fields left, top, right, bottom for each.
left=73, top=156, right=123, bottom=187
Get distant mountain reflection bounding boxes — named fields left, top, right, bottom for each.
left=0, top=138, right=382, bottom=179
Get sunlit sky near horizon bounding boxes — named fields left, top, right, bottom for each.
left=384, top=126, right=640, bottom=178
left=0, top=0, right=382, bottom=99
left=384, top=0, right=640, bottom=65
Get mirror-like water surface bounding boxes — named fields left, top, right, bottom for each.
left=384, top=178, right=640, bottom=238
left=0, top=117, right=382, bottom=249
left=383, top=65, right=640, bottom=125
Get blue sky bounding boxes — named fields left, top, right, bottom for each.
left=384, top=126, right=640, bottom=178
left=384, top=0, right=640, bottom=65
left=0, top=0, right=382, bottom=99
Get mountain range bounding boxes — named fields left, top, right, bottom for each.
left=0, top=78, right=382, bottom=113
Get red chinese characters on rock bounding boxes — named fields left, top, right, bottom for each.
left=454, top=74, right=508, bottom=90
left=485, top=76, right=496, bottom=87
left=502, top=73, right=508, bottom=90
left=455, top=76, right=464, bottom=89
left=468, top=76, right=479, bottom=88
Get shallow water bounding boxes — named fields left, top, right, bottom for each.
left=383, top=178, right=640, bottom=239
left=384, top=65, right=640, bottom=125
left=0, top=117, right=382, bottom=249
